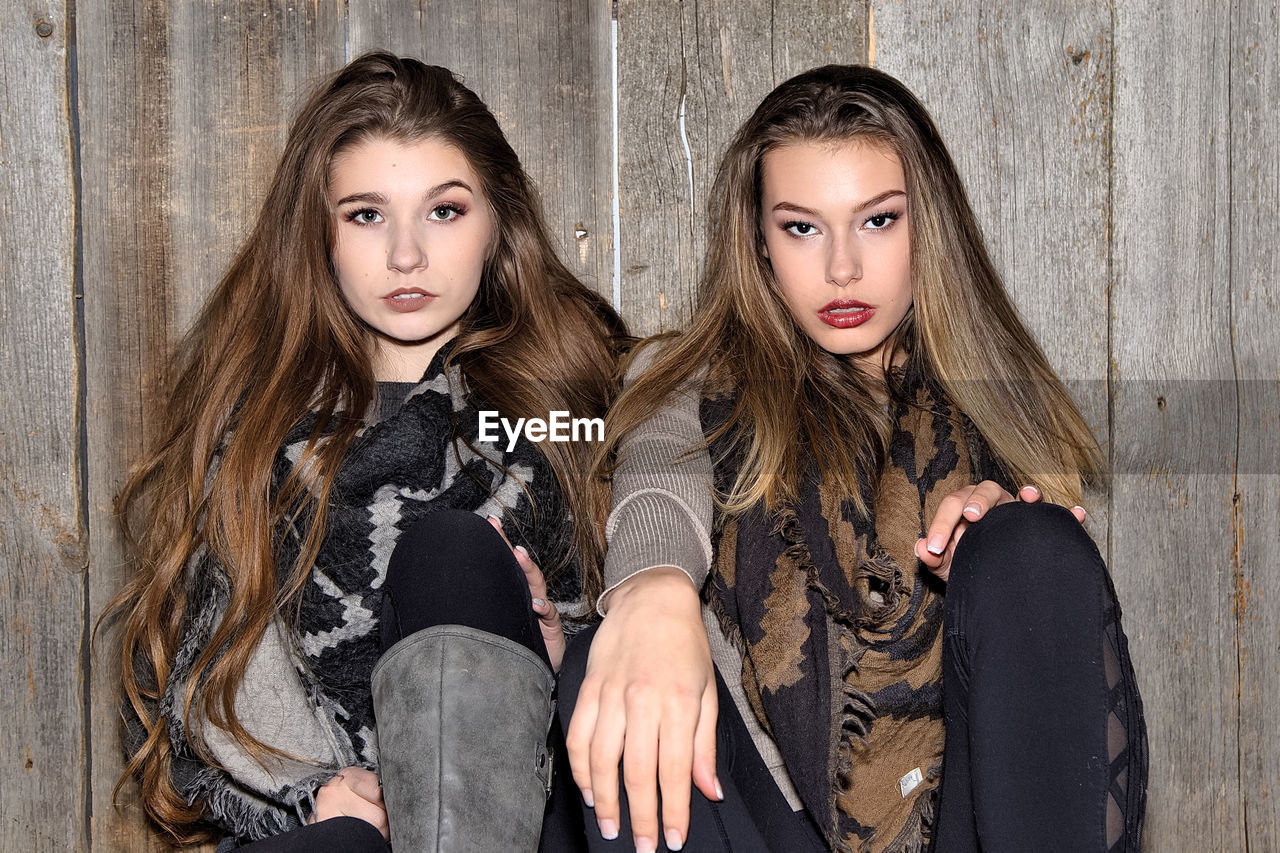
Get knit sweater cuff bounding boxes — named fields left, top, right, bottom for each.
left=598, top=489, right=712, bottom=614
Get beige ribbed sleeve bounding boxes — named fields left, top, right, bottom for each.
left=598, top=346, right=714, bottom=613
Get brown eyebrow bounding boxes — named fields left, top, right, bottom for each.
left=334, top=179, right=476, bottom=208
left=334, top=190, right=388, bottom=206
left=423, top=179, right=475, bottom=199
left=770, top=189, right=906, bottom=216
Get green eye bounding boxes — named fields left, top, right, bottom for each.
left=346, top=208, right=382, bottom=225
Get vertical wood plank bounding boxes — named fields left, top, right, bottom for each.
left=615, top=0, right=864, bottom=336
left=871, top=1, right=1113, bottom=377
left=1111, top=0, right=1241, bottom=848
left=770, top=1, right=865, bottom=82
left=614, top=0, right=700, bottom=333
left=871, top=1, right=1114, bottom=540
left=348, top=1, right=614, bottom=297
left=1231, top=0, right=1280, bottom=846
left=0, top=3, right=87, bottom=850
left=78, top=3, right=344, bottom=849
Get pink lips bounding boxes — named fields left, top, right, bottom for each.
left=384, top=287, right=435, bottom=313
left=818, top=298, right=874, bottom=328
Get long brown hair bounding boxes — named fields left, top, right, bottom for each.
left=602, top=64, right=1102, bottom=520
left=108, top=52, right=625, bottom=840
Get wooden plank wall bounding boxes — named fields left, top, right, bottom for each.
left=0, top=2, right=87, bottom=850
left=77, top=5, right=344, bottom=849
left=1233, top=2, right=1280, bottom=846
left=1111, top=1, right=1242, bottom=846
left=0, top=1, right=1275, bottom=850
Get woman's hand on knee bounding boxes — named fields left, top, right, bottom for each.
left=565, top=567, right=721, bottom=853
left=916, top=483, right=1086, bottom=581
left=487, top=516, right=566, bottom=671
left=309, top=766, right=389, bottom=840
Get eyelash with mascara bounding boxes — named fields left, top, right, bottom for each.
left=343, top=202, right=468, bottom=225
left=429, top=202, right=467, bottom=220
left=863, top=209, right=901, bottom=228
left=780, top=208, right=901, bottom=237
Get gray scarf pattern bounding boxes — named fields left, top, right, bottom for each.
left=141, top=350, right=576, bottom=841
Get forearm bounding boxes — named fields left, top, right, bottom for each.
left=599, top=350, right=714, bottom=612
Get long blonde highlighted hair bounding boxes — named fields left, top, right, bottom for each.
left=107, top=53, right=625, bottom=841
left=602, top=64, right=1101, bottom=520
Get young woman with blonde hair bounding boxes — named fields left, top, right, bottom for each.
left=564, top=64, right=1146, bottom=852
left=109, top=52, right=624, bottom=852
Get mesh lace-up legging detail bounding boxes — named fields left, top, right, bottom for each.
left=1101, top=577, right=1147, bottom=853
left=932, top=501, right=1147, bottom=853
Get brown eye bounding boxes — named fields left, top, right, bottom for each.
left=429, top=204, right=461, bottom=221
left=865, top=212, right=899, bottom=230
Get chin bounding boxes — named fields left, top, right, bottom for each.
left=387, top=322, right=448, bottom=344
left=810, top=331, right=877, bottom=358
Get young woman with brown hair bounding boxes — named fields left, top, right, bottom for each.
left=108, top=52, right=624, bottom=851
left=563, top=64, right=1146, bottom=852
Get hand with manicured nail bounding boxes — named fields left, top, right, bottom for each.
left=308, top=766, right=389, bottom=839
left=487, top=516, right=565, bottom=671
left=914, top=482, right=1087, bottom=582
left=565, top=567, right=720, bottom=853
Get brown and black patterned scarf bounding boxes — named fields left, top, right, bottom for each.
left=703, top=367, right=1009, bottom=853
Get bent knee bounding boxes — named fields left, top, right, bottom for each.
left=387, top=509, right=512, bottom=588
left=961, top=500, right=1088, bottom=557
left=948, top=501, right=1105, bottom=606
left=398, top=507, right=502, bottom=554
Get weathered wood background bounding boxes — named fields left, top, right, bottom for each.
left=0, top=0, right=1275, bottom=850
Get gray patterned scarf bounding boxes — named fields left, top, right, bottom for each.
left=148, top=347, right=577, bottom=840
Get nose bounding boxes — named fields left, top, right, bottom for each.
left=387, top=223, right=427, bottom=273
left=826, top=235, right=861, bottom=287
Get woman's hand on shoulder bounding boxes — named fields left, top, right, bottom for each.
left=916, top=482, right=1087, bottom=582
left=488, top=516, right=565, bottom=672
left=566, top=567, right=721, bottom=853
left=309, top=766, right=389, bottom=840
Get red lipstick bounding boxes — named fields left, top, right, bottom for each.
left=818, top=298, right=874, bottom=328
left=384, top=287, right=435, bottom=313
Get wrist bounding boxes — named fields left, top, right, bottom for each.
left=601, top=566, right=699, bottom=614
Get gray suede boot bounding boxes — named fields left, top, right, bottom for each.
left=372, top=625, right=555, bottom=852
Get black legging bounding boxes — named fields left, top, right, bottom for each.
left=227, top=509, right=584, bottom=852
left=932, top=501, right=1147, bottom=852
left=559, top=501, right=1147, bottom=852
left=380, top=508, right=552, bottom=667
